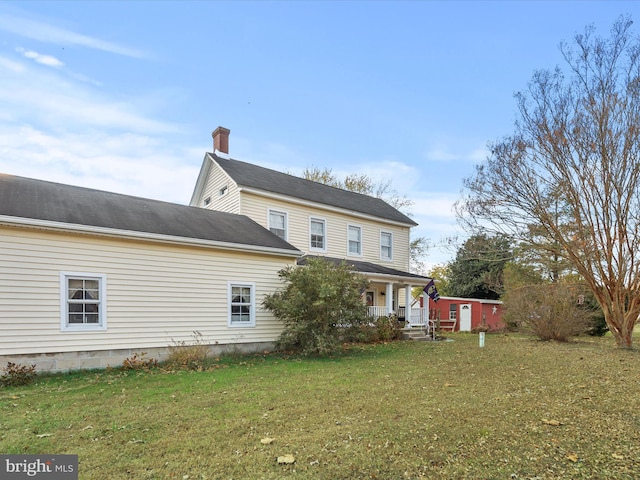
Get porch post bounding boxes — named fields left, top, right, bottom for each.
left=405, top=285, right=413, bottom=327
left=385, top=282, right=393, bottom=315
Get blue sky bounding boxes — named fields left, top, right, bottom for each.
left=0, top=1, right=635, bottom=269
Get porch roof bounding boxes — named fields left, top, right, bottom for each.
left=297, top=255, right=432, bottom=285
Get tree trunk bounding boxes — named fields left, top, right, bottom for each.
left=605, top=310, right=637, bottom=349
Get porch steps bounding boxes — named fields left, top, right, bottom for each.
left=401, top=327, right=433, bottom=341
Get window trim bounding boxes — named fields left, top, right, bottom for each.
left=347, top=224, right=363, bottom=257
left=380, top=230, right=393, bottom=261
left=227, top=281, right=256, bottom=328
left=219, top=185, right=228, bottom=196
left=60, top=272, right=107, bottom=331
left=309, top=217, right=327, bottom=252
left=268, top=209, right=288, bottom=241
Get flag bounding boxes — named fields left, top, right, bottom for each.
left=423, top=279, right=440, bottom=302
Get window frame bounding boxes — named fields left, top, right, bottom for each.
left=227, top=281, right=256, bottom=328
left=268, top=209, right=288, bottom=241
left=309, top=217, right=327, bottom=252
left=347, top=224, right=363, bottom=256
left=380, top=230, right=393, bottom=261
left=60, top=272, right=107, bottom=331
left=449, top=304, right=457, bottom=321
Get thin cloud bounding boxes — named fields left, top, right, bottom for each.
left=424, top=143, right=489, bottom=163
left=0, top=11, right=147, bottom=59
left=17, top=47, right=64, bottom=68
left=0, top=58, right=177, bottom=134
left=0, top=55, right=24, bottom=73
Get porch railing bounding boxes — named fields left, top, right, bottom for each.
left=367, top=306, right=433, bottom=334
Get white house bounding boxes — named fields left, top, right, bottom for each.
left=0, top=127, right=431, bottom=372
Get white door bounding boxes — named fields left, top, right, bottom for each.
left=459, top=304, right=472, bottom=331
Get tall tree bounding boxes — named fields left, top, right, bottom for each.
left=456, top=17, right=640, bottom=348
left=447, top=234, right=512, bottom=299
left=426, top=264, right=452, bottom=297
left=301, top=166, right=429, bottom=273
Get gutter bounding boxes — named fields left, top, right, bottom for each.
left=0, top=215, right=303, bottom=258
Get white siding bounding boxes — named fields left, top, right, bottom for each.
left=239, top=192, right=412, bottom=271
left=199, top=162, right=241, bottom=213
left=0, top=226, right=295, bottom=356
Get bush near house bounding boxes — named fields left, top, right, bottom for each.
left=0, top=362, right=36, bottom=387
left=263, top=257, right=369, bottom=355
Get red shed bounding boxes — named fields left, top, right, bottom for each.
left=426, top=296, right=504, bottom=332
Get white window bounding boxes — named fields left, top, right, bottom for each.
left=219, top=185, right=228, bottom=196
left=449, top=304, right=457, bottom=321
left=60, top=272, right=107, bottom=331
left=348, top=225, right=362, bottom=256
left=269, top=210, right=287, bottom=240
left=380, top=231, right=393, bottom=260
left=228, top=282, right=256, bottom=327
left=310, top=218, right=326, bottom=251
left=203, top=196, right=212, bottom=207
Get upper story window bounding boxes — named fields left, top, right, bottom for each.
left=228, top=282, right=255, bottom=327
left=60, top=272, right=107, bottom=331
left=203, top=196, right=212, bottom=207
left=348, top=225, right=362, bottom=256
left=310, top=217, right=326, bottom=251
left=269, top=210, right=287, bottom=240
left=380, top=231, right=393, bottom=261
left=219, top=185, right=228, bottom=196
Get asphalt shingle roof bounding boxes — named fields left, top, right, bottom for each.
left=0, top=173, right=300, bottom=253
left=297, top=255, right=431, bottom=282
left=211, top=154, right=418, bottom=226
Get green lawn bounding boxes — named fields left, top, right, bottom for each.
left=1, top=334, right=640, bottom=479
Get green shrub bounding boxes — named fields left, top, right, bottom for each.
left=263, top=257, right=369, bottom=356
left=1, top=362, right=37, bottom=387
left=374, top=315, right=402, bottom=341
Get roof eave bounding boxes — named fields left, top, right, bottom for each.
left=0, top=215, right=302, bottom=258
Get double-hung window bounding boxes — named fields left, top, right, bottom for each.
left=380, top=231, right=393, bottom=261
left=60, top=272, right=107, bottom=331
left=348, top=225, right=362, bottom=256
left=269, top=210, right=287, bottom=240
left=310, top=218, right=326, bottom=251
left=228, top=282, right=256, bottom=327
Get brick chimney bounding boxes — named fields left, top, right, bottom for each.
left=212, top=126, right=230, bottom=154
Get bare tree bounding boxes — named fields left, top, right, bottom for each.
left=456, top=17, right=640, bottom=348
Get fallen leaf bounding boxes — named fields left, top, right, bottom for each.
left=444, top=383, right=457, bottom=387
left=261, top=437, right=275, bottom=445
left=612, top=453, right=624, bottom=460
left=36, top=433, right=52, bottom=438
left=566, top=452, right=578, bottom=462
left=542, top=419, right=562, bottom=426
left=277, top=454, right=295, bottom=464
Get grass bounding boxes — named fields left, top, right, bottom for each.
left=2, top=333, right=640, bottom=479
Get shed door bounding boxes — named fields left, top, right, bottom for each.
left=459, top=304, right=472, bottom=331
